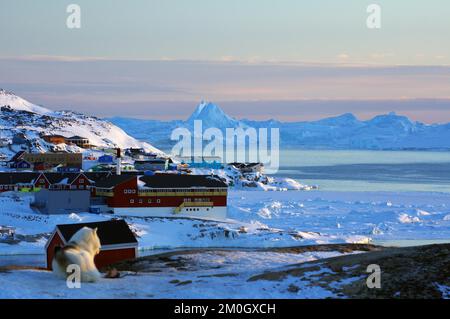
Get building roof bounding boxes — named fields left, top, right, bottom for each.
left=138, top=174, right=228, bottom=188
left=83, top=172, right=113, bottom=182
left=135, top=158, right=167, bottom=164
left=94, top=174, right=136, bottom=188
left=55, top=219, right=137, bottom=246
left=0, top=172, right=40, bottom=185
left=67, top=136, right=88, bottom=140
left=8, top=151, right=26, bottom=163
left=229, top=162, right=263, bottom=168
left=44, top=172, right=80, bottom=184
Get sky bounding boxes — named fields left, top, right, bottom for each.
left=0, top=0, right=449, bottom=122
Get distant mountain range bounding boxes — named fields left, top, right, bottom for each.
left=0, top=89, right=159, bottom=158
left=110, top=101, right=450, bottom=151
left=2, top=89, right=449, bottom=155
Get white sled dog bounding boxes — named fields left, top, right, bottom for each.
left=52, top=227, right=102, bottom=282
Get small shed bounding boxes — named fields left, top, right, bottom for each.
left=45, top=219, right=138, bottom=270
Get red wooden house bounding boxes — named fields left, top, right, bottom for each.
left=94, top=174, right=228, bottom=219
left=45, top=219, right=138, bottom=270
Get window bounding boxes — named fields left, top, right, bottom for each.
left=139, top=199, right=143, bottom=204
left=79, top=185, right=84, bottom=189
left=79, top=179, right=84, bottom=184
left=130, top=199, right=134, bottom=204
left=148, top=199, right=152, bottom=203
left=156, top=199, right=160, bottom=203
left=124, top=189, right=128, bottom=194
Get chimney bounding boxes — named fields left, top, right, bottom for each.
left=116, top=148, right=122, bottom=175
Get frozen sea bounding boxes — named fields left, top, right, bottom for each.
left=275, top=150, right=450, bottom=192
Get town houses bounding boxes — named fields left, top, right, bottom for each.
left=42, top=134, right=91, bottom=148
left=6, top=150, right=82, bottom=170
left=0, top=171, right=229, bottom=219
left=0, top=149, right=270, bottom=220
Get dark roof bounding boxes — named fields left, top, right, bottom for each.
left=135, top=159, right=167, bottom=164
left=94, top=174, right=136, bottom=188
left=67, top=136, right=88, bottom=140
left=139, top=174, right=227, bottom=188
left=44, top=172, right=79, bottom=184
left=0, top=172, right=40, bottom=185
left=56, top=219, right=137, bottom=246
left=84, top=172, right=113, bottom=182
left=84, top=171, right=142, bottom=182
left=8, top=151, right=26, bottom=163
left=229, top=162, right=263, bottom=168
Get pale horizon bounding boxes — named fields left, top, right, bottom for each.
left=1, top=0, right=449, bottom=123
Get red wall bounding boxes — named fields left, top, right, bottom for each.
left=34, top=174, right=49, bottom=189
left=46, top=232, right=136, bottom=270
left=94, top=248, right=136, bottom=270
left=69, top=173, right=91, bottom=190
left=46, top=232, right=65, bottom=269
left=106, top=177, right=227, bottom=208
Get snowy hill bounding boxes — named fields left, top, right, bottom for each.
left=0, top=89, right=161, bottom=158
left=0, top=89, right=53, bottom=115
left=110, top=102, right=450, bottom=151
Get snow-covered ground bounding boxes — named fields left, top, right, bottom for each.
left=227, top=191, right=450, bottom=243
left=0, top=249, right=356, bottom=299
left=1, top=189, right=450, bottom=298
left=1, top=190, right=450, bottom=257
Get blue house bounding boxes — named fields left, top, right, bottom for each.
left=10, top=160, right=32, bottom=169
left=98, top=155, right=114, bottom=164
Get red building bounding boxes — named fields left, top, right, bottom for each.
left=93, top=174, right=228, bottom=219
left=45, top=219, right=138, bottom=270
left=42, top=135, right=67, bottom=145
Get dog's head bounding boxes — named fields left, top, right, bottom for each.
left=69, top=226, right=101, bottom=255
left=90, top=227, right=101, bottom=255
